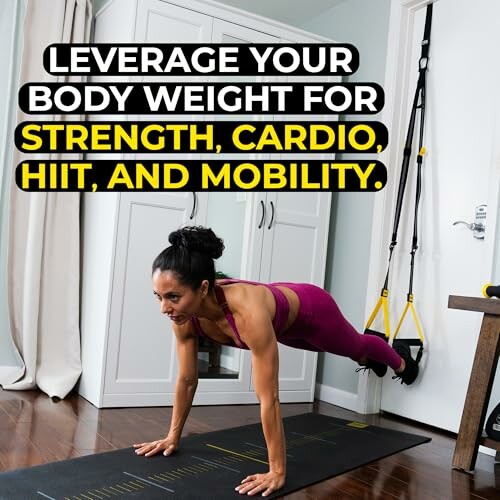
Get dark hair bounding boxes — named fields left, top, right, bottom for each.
left=152, top=226, right=224, bottom=290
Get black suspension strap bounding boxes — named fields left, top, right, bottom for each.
left=365, top=4, right=433, bottom=354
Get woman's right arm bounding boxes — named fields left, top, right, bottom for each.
left=166, top=328, right=199, bottom=446
left=134, top=325, right=198, bottom=457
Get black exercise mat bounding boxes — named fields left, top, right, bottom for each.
left=0, top=412, right=431, bottom=499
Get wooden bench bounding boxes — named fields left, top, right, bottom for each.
left=448, top=295, right=500, bottom=470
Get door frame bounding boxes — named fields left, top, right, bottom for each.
left=356, top=0, right=500, bottom=414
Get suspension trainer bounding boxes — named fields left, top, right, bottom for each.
left=364, top=3, right=433, bottom=367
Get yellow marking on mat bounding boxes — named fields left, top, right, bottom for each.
left=206, top=444, right=269, bottom=465
left=88, top=491, right=104, bottom=499
left=117, top=483, right=134, bottom=492
left=128, top=481, right=145, bottom=489
left=125, top=481, right=140, bottom=490
left=92, top=490, right=111, bottom=498
left=115, top=484, right=131, bottom=493
left=347, top=421, right=369, bottom=429
left=101, top=487, right=118, bottom=496
left=80, top=494, right=94, bottom=500
left=171, top=470, right=184, bottom=478
left=108, top=485, right=126, bottom=494
left=157, top=472, right=172, bottom=480
left=190, top=465, right=204, bottom=472
left=195, top=464, right=210, bottom=471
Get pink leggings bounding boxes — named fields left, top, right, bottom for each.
left=276, top=283, right=402, bottom=371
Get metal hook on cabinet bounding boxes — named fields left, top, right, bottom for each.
left=189, top=192, right=197, bottom=220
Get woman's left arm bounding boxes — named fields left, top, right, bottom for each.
left=235, top=311, right=286, bottom=497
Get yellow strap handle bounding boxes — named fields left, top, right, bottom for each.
left=365, top=288, right=391, bottom=339
left=393, top=294, right=425, bottom=343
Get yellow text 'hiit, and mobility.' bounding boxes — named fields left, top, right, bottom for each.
left=16, top=160, right=387, bottom=192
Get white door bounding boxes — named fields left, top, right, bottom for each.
left=104, top=192, right=203, bottom=405
left=377, top=0, right=500, bottom=432
left=193, top=19, right=277, bottom=399
left=259, top=192, right=331, bottom=397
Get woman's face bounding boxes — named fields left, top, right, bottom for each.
left=152, top=269, right=208, bottom=325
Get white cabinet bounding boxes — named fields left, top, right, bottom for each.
left=80, top=0, right=333, bottom=407
left=103, top=192, right=205, bottom=401
left=188, top=191, right=331, bottom=401
left=135, top=0, right=213, bottom=43
left=211, top=17, right=278, bottom=44
left=245, top=193, right=331, bottom=395
left=79, top=190, right=208, bottom=407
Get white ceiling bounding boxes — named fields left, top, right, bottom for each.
left=214, top=0, right=348, bottom=28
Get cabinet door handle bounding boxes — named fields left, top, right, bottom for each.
left=189, top=192, right=197, bottom=220
left=258, top=200, right=266, bottom=229
left=267, top=201, right=275, bottom=230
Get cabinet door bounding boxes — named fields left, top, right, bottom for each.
left=103, top=192, right=204, bottom=406
left=194, top=21, right=278, bottom=398
left=211, top=17, right=278, bottom=44
left=260, top=192, right=331, bottom=395
left=193, top=192, right=254, bottom=399
left=135, top=0, right=213, bottom=43
left=207, top=18, right=278, bottom=282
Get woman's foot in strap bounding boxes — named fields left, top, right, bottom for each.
left=392, top=343, right=419, bottom=385
left=356, top=359, right=388, bottom=377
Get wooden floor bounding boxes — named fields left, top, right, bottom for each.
left=0, top=388, right=498, bottom=499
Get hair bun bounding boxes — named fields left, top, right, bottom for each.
left=168, top=230, right=188, bottom=248
left=168, top=226, right=224, bottom=260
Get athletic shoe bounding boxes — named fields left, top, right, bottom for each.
left=356, top=359, right=388, bottom=377
left=392, top=343, right=419, bottom=385
left=356, top=329, right=389, bottom=377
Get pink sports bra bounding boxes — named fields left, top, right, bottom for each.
left=191, top=279, right=290, bottom=349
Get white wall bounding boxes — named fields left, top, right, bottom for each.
left=0, top=0, right=25, bottom=370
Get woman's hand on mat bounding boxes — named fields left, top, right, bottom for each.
left=235, top=471, right=285, bottom=497
left=133, top=437, right=178, bottom=457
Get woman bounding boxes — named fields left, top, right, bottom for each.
left=133, top=226, right=419, bottom=497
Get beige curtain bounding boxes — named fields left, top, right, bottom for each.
left=2, top=0, right=92, bottom=398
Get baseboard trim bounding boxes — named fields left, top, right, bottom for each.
left=315, top=383, right=358, bottom=412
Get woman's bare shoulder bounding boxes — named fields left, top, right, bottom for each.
left=223, top=282, right=274, bottom=317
